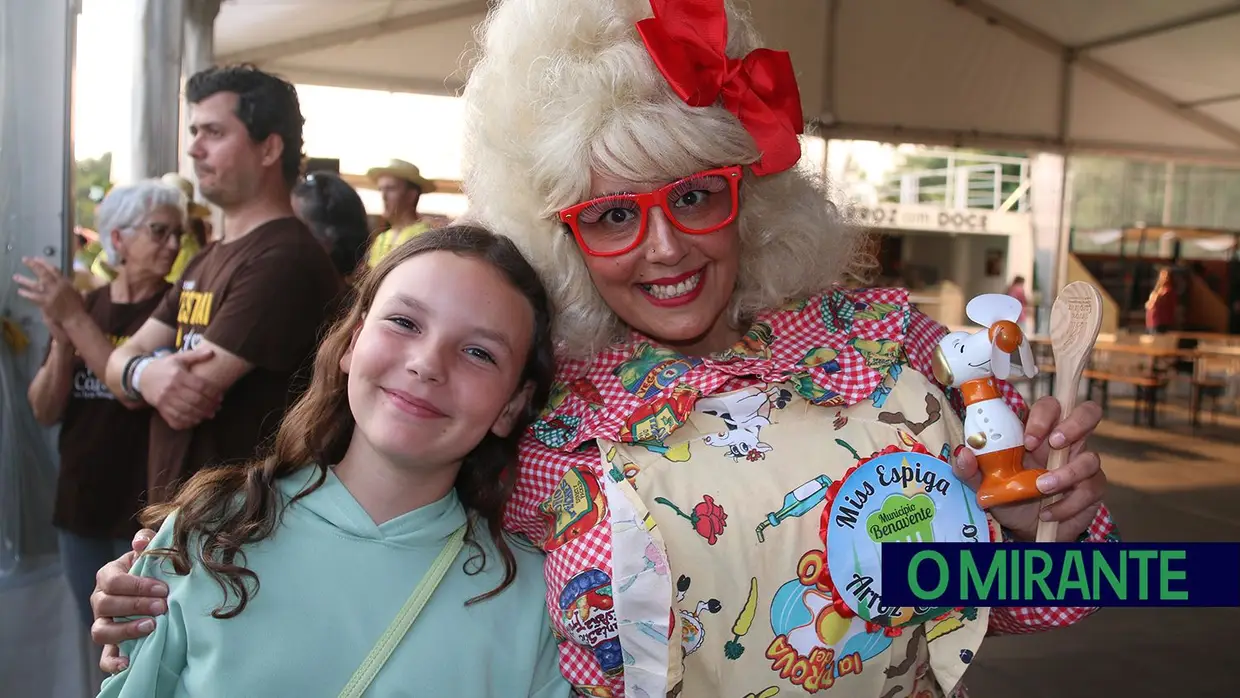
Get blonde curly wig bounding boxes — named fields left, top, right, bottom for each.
left=460, top=0, right=866, bottom=359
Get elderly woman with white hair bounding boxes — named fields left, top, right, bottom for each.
left=17, top=178, right=183, bottom=627
left=457, top=1, right=1116, bottom=696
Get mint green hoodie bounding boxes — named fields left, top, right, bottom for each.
left=99, top=467, right=571, bottom=697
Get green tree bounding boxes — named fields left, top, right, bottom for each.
left=74, top=153, right=112, bottom=230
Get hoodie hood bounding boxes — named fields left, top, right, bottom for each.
left=276, top=465, right=467, bottom=548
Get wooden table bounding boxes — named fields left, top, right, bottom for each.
left=1028, top=337, right=1240, bottom=427
left=1028, top=338, right=1187, bottom=426
left=1189, top=346, right=1240, bottom=425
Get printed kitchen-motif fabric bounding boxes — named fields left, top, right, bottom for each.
left=602, top=368, right=993, bottom=698
left=506, top=287, right=1111, bottom=697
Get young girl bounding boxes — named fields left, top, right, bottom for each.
left=98, top=226, right=571, bottom=697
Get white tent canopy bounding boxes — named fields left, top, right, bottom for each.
left=214, top=0, right=1240, bottom=164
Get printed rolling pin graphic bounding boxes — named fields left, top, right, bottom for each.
left=932, top=294, right=1044, bottom=509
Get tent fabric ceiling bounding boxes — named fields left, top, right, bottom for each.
left=214, top=0, right=1240, bottom=163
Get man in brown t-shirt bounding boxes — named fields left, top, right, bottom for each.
left=106, top=66, right=342, bottom=503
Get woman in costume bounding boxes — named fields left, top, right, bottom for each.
left=461, top=1, right=1113, bottom=696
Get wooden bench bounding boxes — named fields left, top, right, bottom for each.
left=1084, top=370, right=1166, bottom=426
left=1033, top=363, right=1055, bottom=401
left=1028, top=337, right=1057, bottom=401
left=1189, top=346, right=1240, bottom=427
left=1082, top=334, right=1179, bottom=427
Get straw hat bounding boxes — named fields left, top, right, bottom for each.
left=365, top=159, right=437, bottom=194
left=160, top=173, right=212, bottom=219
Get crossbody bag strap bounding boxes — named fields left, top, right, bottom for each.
left=338, top=523, right=468, bottom=698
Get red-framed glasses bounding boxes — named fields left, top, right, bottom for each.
left=558, top=165, right=742, bottom=257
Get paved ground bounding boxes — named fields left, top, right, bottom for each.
left=965, top=397, right=1240, bottom=698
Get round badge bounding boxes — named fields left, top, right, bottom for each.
left=822, top=448, right=989, bottom=628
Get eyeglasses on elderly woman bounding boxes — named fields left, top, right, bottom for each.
left=558, top=165, right=741, bottom=257
left=137, top=221, right=184, bottom=244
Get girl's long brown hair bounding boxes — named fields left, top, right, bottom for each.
left=142, top=225, right=556, bottom=619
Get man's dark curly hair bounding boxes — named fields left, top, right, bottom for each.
left=186, top=65, right=305, bottom=186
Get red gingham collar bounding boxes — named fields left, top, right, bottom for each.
left=530, top=287, right=914, bottom=453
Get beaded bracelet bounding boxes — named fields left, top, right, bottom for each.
left=120, top=354, right=149, bottom=401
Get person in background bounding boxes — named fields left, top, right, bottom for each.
left=103, top=65, right=343, bottom=507
left=1006, top=274, right=1029, bottom=326
left=1145, top=267, right=1177, bottom=334
left=72, top=227, right=107, bottom=292
left=291, top=170, right=371, bottom=280
left=186, top=217, right=209, bottom=255
left=14, top=179, right=182, bottom=627
left=363, top=159, right=447, bottom=268
left=89, top=232, right=119, bottom=286
left=160, top=173, right=212, bottom=283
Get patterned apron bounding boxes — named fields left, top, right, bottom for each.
left=594, top=369, right=995, bottom=698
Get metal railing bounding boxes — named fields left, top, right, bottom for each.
left=881, top=151, right=1031, bottom=212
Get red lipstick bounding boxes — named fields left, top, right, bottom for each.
left=637, top=266, right=707, bottom=308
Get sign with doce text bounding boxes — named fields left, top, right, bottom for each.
left=852, top=203, right=1030, bottom=237
left=881, top=542, right=1240, bottom=607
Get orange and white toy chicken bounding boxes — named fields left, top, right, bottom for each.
left=932, top=294, right=1045, bottom=509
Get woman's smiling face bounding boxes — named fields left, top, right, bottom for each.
left=572, top=169, right=743, bottom=355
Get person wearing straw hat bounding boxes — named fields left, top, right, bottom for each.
left=363, top=159, right=446, bottom=268
left=159, top=173, right=212, bottom=283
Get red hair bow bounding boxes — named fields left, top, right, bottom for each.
left=636, top=0, right=805, bottom=176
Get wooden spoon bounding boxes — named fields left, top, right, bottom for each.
left=1035, top=281, right=1104, bottom=543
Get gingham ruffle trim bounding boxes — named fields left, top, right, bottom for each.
left=531, top=286, right=915, bottom=454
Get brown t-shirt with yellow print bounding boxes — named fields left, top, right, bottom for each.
left=54, top=283, right=169, bottom=539
left=146, top=217, right=343, bottom=503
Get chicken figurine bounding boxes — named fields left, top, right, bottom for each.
left=931, top=294, right=1045, bottom=509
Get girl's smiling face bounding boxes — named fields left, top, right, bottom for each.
left=341, top=251, right=535, bottom=471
